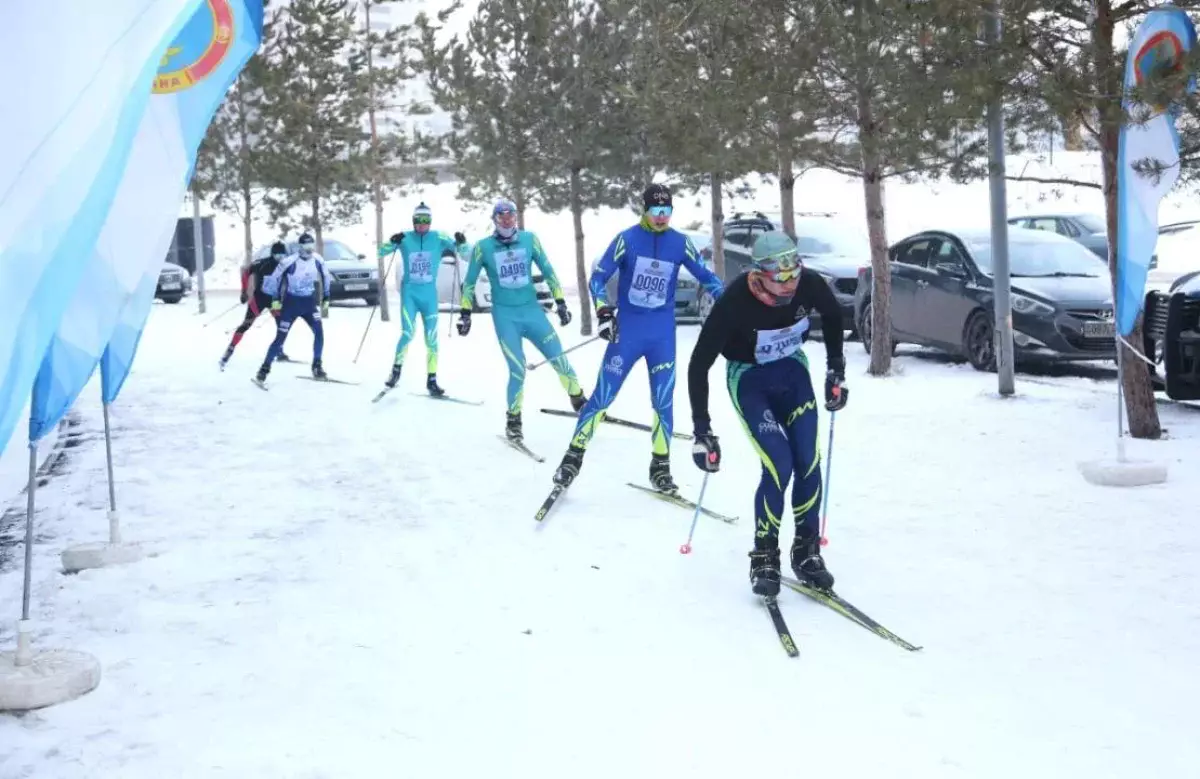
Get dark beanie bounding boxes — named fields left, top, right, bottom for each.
left=643, top=183, right=672, bottom=210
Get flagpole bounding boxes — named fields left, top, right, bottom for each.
left=1115, top=340, right=1127, bottom=463
left=103, top=403, right=121, bottom=544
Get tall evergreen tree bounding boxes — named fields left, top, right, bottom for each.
left=261, top=0, right=372, bottom=250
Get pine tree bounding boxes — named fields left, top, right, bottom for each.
left=260, top=0, right=372, bottom=250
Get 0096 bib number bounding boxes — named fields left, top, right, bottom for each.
left=628, top=255, right=673, bottom=309
left=755, top=319, right=809, bottom=363
left=498, top=248, right=530, bottom=289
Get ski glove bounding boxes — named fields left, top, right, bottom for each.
left=555, top=299, right=572, bottom=327
left=597, top=306, right=618, bottom=342
left=321, top=301, right=330, bottom=318
left=270, top=300, right=282, bottom=313
left=824, top=369, right=848, bottom=411
left=389, top=232, right=405, bottom=245
left=456, top=308, right=472, bottom=336
left=692, top=432, right=721, bottom=472
left=454, top=231, right=467, bottom=245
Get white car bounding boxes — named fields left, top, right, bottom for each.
left=436, top=228, right=554, bottom=312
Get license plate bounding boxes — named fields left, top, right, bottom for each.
left=161, top=282, right=181, bottom=291
left=1083, top=320, right=1115, bottom=338
left=344, top=283, right=368, bottom=291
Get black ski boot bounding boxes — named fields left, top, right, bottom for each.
left=569, top=391, right=587, bottom=412
left=553, top=445, right=585, bottom=487
left=749, top=546, right=782, bottom=597
left=649, top=454, right=678, bottom=494
left=385, top=363, right=402, bottom=388
left=505, top=411, right=523, bottom=443
left=311, top=360, right=328, bottom=381
left=253, top=365, right=270, bottom=387
left=791, top=537, right=835, bottom=592
left=427, top=373, right=446, bottom=397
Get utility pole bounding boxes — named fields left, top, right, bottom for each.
left=365, top=0, right=391, bottom=321
left=985, top=0, right=1015, bottom=395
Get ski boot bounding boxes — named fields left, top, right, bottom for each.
left=311, top=360, right=328, bottom=381
left=749, top=546, right=782, bottom=597
left=505, top=411, right=523, bottom=443
left=649, top=453, right=678, bottom=494
left=426, top=373, right=446, bottom=397
left=219, top=347, right=233, bottom=371
left=253, top=365, right=269, bottom=387
left=553, top=444, right=585, bottom=487
left=385, top=363, right=402, bottom=389
left=277, top=351, right=293, bottom=362
left=569, top=391, right=587, bottom=412
left=791, top=536, right=835, bottom=592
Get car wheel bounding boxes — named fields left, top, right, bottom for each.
left=860, top=302, right=874, bottom=354
left=363, top=295, right=379, bottom=307
left=698, top=290, right=714, bottom=322
left=161, top=295, right=182, bottom=304
left=963, top=309, right=997, bottom=372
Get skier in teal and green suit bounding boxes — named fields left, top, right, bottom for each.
left=456, top=199, right=588, bottom=443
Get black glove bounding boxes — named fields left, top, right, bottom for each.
left=597, top=306, right=618, bottom=342
left=692, top=429, right=721, bottom=472
left=824, top=368, right=848, bottom=411
left=390, top=232, right=405, bottom=245
left=239, top=291, right=248, bottom=304
left=454, top=231, right=466, bottom=245
left=456, top=308, right=472, bottom=336
left=555, top=299, right=571, bottom=327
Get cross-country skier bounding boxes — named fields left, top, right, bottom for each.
left=221, top=241, right=292, bottom=368
left=456, top=199, right=587, bottom=442
left=253, top=232, right=334, bottom=387
left=550, top=183, right=724, bottom=493
left=378, top=202, right=468, bottom=397
left=686, top=231, right=848, bottom=597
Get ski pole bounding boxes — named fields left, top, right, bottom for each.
left=202, top=301, right=242, bottom=327
left=679, top=470, right=712, bottom=555
left=448, top=251, right=462, bottom=338
left=353, top=249, right=398, bottom=364
left=819, top=410, right=836, bottom=547
left=526, top=335, right=602, bottom=371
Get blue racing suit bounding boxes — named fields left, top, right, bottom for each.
left=261, top=253, right=333, bottom=369
left=571, top=219, right=724, bottom=455
left=380, top=230, right=465, bottom=373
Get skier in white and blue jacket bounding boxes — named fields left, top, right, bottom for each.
left=254, top=232, right=334, bottom=386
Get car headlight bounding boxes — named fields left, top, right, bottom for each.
left=1011, top=293, right=1055, bottom=316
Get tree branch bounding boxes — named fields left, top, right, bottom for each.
left=1005, top=174, right=1101, bottom=189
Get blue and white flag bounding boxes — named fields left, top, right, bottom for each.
left=89, top=0, right=263, bottom=411
left=0, top=0, right=204, bottom=454
left=1116, top=7, right=1198, bottom=337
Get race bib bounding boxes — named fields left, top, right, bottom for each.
left=755, top=319, right=810, bottom=363
left=408, top=250, right=433, bottom=283
left=497, top=248, right=530, bottom=289
left=628, top=255, right=673, bottom=309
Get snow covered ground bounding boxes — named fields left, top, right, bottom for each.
left=2, top=291, right=1199, bottom=778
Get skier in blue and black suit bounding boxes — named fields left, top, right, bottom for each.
left=551, top=183, right=724, bottom=493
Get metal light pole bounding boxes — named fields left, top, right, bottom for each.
left=191, top=189, right=207, bottom=315
left=985, top=0, right=1015, bottom=395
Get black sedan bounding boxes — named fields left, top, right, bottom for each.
left=854, top=227, right=1117, bottom=370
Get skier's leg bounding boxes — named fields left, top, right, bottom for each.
left=553, top=335, right=639, bottom=486
left=299, top=305, right=325, bottom=377
left=223, top=302, right=259, bottom=364
left=524, top=308, right=585, bottom=407
left=644, top=333, right=678, bottom=491
left=420, top=291, right=444, bottom=395
left=258, top=302, right=296, bottom=380
left=780, top=353, right=833, bottom=590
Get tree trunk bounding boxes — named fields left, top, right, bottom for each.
left=1094, top=0, right=1160, bottom=439
left=1062, top=116, right=1085, bottom=151
left=710, top=171, right=725, bottom=280
left=778, top=137, right=796, bottom=239
left=311, top=192, right=324, bottom=253
left=570, top=166, right=594, bottom=336
left=235, top=87, right=254, bottom=267
left=514, top=186, right=527, bottom=231
left=364, top=1, right=390, bottom=320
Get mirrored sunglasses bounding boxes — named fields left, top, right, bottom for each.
left=412, top=215, right=432, bottom=225
left=648, top=205, right=673, bottom=218
left=759, top=251, right=801, bottom=281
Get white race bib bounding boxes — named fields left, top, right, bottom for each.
left=497, top=248, right=530, bottom=289
left=755, top=319, right=809, bottom=363
left=408, top=250, right=434, bottom=283
left=628, top=255, right=673, bottom=309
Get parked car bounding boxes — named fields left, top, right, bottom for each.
left=1143, top=272, right=1200, bottom=400
left=156, top=260, right=189, bottom=303
left=253, top=238, right=380, bottom=305
left=439, top=228, right=555, bottom=312
left=1007, top=212, right=1161, bottom=273
left=588, top=228, right=716, bottom=323
left=720, top=211, right=867, bottom=335
left=854, top=227, right=1117, bottom=371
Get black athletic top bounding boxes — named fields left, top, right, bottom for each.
left=688, top=269, right=845, bottom=430
left=249, top=256, right=283, bottom=292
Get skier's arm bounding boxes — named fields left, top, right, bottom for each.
left=589, top=234, right=624, bottom=309
left=800, top=268, right=845, bottom=371
left=681, top=237, right=724, bottom=299
left=318, top=259, right=333, bottom=306
left=530, top=235, right=565, bottom=300
left=460, top=242, right=485, bottom=310
left=686, top=294, right=734, bottom=434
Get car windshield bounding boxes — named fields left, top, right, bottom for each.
left=968, top=237, right=1104, bottom=277
left=1074, top=214, right=1106, bottom=233
left=793, top=221, right=868, bottom=257
left=320, top=240, right=359, bottom=261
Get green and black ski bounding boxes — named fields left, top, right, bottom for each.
left=780, top=576, right=922, bottom=652
left=540, top=408, right=692, bottom=440
left=626, top=482, right=738, bottom=524
left=764, top=596, right=799, bottom=657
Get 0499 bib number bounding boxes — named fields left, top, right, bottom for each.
left=498, top=248, right=530, bottom=289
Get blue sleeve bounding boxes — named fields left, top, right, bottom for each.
left=319, top=260, right=333, bottom=301
left=279, top=262, right=296, bottom=301
left=681, top=236, right=723, bottom=298
left=461, top=241, right=485, bottom=310
left=589, top=232, right=625, bottom=309
left=529, top=234, right=564, bottom=299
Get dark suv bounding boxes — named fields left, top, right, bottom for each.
left=1144, top=271, right=1200, bottom=400
left=719, top=211, right=867, bottom=336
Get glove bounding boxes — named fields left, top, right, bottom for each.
left=555, top=298, right=572, bottom=327
left=454, top=231, right=466, bottom=245
left=597, top=306, right=618, bottom=342
left=692, top=429, right=721, bottom=473
left=239, top=290, right=248, bottom=304
left=390, top=232, right=405, bottom=245
left=456, top=308, right=472, bottom=336
left=824, top=368, right=848, bottom=411
left=321, top=301, right=330, bottom=318
left=270, top=300, right=282, bottom=314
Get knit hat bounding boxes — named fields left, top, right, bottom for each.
left=413, top=202, right=432, bottom=221
left=643, top=183, right=672, bottom=210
